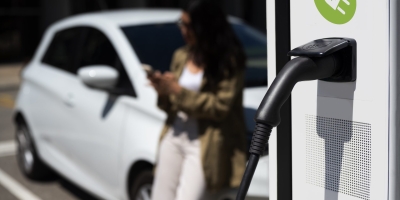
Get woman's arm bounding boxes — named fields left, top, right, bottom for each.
left=154, top=47, right=186, bottom=113
left=157, top=95, right=172, bottom=113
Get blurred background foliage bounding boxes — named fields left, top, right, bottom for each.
left=0, top=0, right=266, bottom=63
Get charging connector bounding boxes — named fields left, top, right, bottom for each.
left=236, top=38, right=356, bottom=200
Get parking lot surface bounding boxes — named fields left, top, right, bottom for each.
left=0, top=63, right=268, bottom=200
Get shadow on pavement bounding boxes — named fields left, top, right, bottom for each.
left=59, top=178, right=99, bottom=200
left=31, top=172, right=99, bottom=200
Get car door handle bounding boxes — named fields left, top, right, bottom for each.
left=63, top=93, right=75, bottom=107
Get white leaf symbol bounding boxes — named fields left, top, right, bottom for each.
left=325, top=0, right=341, bottom=9
left=325, top=0, right=350, bottom=15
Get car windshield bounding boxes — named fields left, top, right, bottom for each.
left=122, top=22, right=267, bottom=87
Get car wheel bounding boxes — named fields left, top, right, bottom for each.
left=129, top=170, right=153, bottom=200
left=16, top=121, right=53, bottom=180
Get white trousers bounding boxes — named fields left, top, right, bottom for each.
left=152, top=129, right=207, bottom=200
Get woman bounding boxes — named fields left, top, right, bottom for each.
left=150, top=1, right=247, bottom=199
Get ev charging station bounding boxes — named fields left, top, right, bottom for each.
left=260, top=0, right=400, bottom=200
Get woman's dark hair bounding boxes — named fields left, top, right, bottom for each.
left=184, top=0, right=246, bottom=84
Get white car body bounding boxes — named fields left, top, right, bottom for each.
left=14, top=9, right=269, bottom=200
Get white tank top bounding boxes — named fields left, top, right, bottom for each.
left=178, top=66, right=204, bottom=91
left=172, top=66, right=204, bottom=140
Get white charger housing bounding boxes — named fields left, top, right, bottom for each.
left=267, top=1, right=400, bottom=200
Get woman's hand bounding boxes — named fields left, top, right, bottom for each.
left=148, top=71, right=182, bottom=96
left=148, top=71, right=167, bottom=95
left=161, top=72, right=182, bottom=95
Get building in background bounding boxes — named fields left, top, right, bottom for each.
left=0, top=0, right=266, bottom=63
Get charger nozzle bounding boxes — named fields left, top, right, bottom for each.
left=236, top=55, right=338, bottom=200
left=236, top=38, right=357, bottom=200
left=255, top=55, right=339, bottom=127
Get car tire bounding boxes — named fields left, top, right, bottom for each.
left=129, top=169, right=153, bottom=200
left=16, top=121, right=54, bottom=180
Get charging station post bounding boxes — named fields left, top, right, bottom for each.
left=251, top=0, right=400, bottom=200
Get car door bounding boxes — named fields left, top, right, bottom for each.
left=62, top=27, right=136, bottom=194
left=30, top=27, right=86, bottom=159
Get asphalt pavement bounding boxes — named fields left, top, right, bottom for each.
left=0, top=63, right=267, bottom=200
left=0, top=63, right=99, bottom=200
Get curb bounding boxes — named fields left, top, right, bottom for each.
left=0, top=85, right=20, bottom=92
left=0, top=63, right=22, bottom=92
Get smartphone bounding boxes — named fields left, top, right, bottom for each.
left=142, top=64, right=154, bottom=77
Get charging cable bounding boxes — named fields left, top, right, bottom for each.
left=236, top=38, right=356, bottom=200
left=236, top=55, right=340, bottom=200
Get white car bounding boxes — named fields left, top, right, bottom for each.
left=13, top=9, right=269, bottom=200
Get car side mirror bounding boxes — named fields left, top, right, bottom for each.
left=78, top=65, right=119, bottom=90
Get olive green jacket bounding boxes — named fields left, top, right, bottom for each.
left=157, top=47, right=247, bottom=192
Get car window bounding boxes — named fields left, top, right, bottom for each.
left=122, top=23, right=185, bottom=73
left=79, top=28, right=120, bottom=70
left=78, top=28, right=136, bottom=97
left=41, top=27, right=83, bottom=72
left=121, top=22, right=267, bottom=87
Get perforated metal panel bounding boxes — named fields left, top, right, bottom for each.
left=305, top=115, right=371, bottom=200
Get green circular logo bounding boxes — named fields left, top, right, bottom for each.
left=315, top=0, right=356, bottom=24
